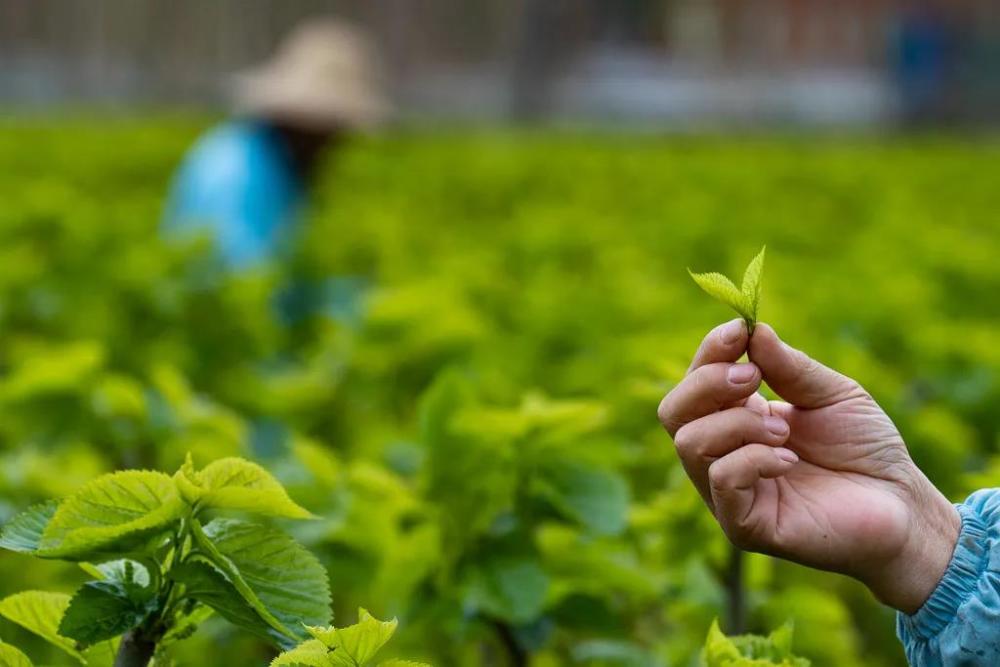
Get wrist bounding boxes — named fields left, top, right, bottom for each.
left=863, top=469, right=960, bottom=614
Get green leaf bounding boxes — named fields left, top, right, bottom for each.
left=0, top=501, right=58, bottom=554
left=465, top=556, right=549, bottom=624
left=0, top=643, right=33, bottom=667
left=170, top=559, right=288, bottom=647
left=689, top=246, right=767, bottom=333
left=304, top=608, right=398, bottom=666
left=58, top=581, right=153, bottom=647
left=269, top=639, right=330, bottom=667
left=0, top=592, right=84, bottom=663
left=702, top=618, right=809, bottom=667
left=37, top=470, right=185, bottom=560
left=378, top=662, right=433, bottom=667
left=741, top=245, right=766, bottom=326
left=185, top=518, right=331, bottom=647
left=174, top=454, right=313, bottom=519
left=687, top=272, right=749, bottom=320
left=534, top=462, right=629, bottom=536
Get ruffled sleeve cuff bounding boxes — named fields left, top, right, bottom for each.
left=897, top=503, right=989, bottom=642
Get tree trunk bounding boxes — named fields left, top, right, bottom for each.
left=114, top=630, right=156, bottom=667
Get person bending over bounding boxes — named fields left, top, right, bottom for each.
left=658, top=319, right=996, bottom=666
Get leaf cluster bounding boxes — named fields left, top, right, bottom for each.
left=0, top=456, right=331, bottom=664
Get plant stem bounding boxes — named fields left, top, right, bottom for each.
left=114, top=629, right=156, bottom=667
left=724, top=545, right=746, bottom=634
left=492, top=620, right=527, bottom=667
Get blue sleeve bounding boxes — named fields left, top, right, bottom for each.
left=162, top=123, right=301, bottom=269
left=897, top=489, right=1000, bottom=666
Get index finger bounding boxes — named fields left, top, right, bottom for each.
left=687, top=319, right=749, bottom=373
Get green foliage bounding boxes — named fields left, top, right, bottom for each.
left=0, top=456, right=334, bottom=664
left=702, top=620, right=809, bottom=667
left=1, top=123, right=998, bottom=665
left=690, top=246, right=766, bottom=332
left=0, top=642, right=33, bottom=667
left=0, top=592, right=84, bottom=662
left=271, top=608, right=428, bottom=667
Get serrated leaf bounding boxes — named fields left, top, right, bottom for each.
left=740, top=246, right=766, bottom=325
left=702, top=618, right=809, bottom=667
left=305, top=608, right=398, bottom=666
left=269, top=639, right=330, bottom=667
left=58, top=581, right=153, bottom=647
left=170, top=559, right=287, bottom=647
left=175, top=454, right=313, bottom=519
left=688, top=271, right=751, bottom=321
left=183, top=518, right=331, bottom=648
left=37, top=470, right=185, bottom=560
left=0, top=501, right=58, bottom=553
left=0, top=643, right=33, bottom=667
left=689, top=246, right=767, bottom=333
left=0, top=592, right=84, bottom=663
left=378, top=662, right=433, bottom=667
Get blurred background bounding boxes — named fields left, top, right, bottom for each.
left=0, top=2, right=999, bottom=667
left=4, top=0, right=1000, bottom=127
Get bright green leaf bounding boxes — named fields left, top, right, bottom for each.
left=741, top=246, right=766, bottom=325
left=186, top=518, right=331, bottom=647
left=687, top=272, right=749, bottom=321
left=0, top=501, right=58, bottom=554
left=0, top=591, right=84, bottom=663
left=689, top=246, right=767, bottom=333
left=38, top=470, right=185, bottom=560
left=702, top=618, right=809, bottom=667
left=0, top=643, right=33, bottom=667
left=305, top=608, right=398, bottom=666
left=174, top=454, right=313, bottom=519
left=269, top=639, right=330, bottom=667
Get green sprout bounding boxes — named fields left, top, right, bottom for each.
left=689, top=246, right=766, bottom=334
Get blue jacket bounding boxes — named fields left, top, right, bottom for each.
left=898, top=489, right=1000, bottom=665
left=163, top=121, right=303, bottom=268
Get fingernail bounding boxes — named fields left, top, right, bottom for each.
left=727, top=363, right=756, bottom=384
left=764, top=416, right=789, bottom=436
left=720, top=320, right=744, bottom=344
left=774, top=448, right=798, bottom=463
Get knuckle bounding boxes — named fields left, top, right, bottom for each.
left=657, top=394, right=679, bottom=432
left=672, top=422, right=704, bottom=457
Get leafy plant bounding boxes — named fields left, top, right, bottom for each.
left=271, top=608, right=428, bottom=667
left=689, top=246, right=766, bottom=333
left=0, top=455, right=332, bottom=666
left=702, top=619, right=809, bottom=667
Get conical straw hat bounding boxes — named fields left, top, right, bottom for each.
left=232, top=19, right=390, bottom=129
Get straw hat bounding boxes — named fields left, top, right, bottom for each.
left=232, top=19, right=390, bottom=129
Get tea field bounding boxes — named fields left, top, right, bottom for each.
left=0, top=119, right=998, bottom=666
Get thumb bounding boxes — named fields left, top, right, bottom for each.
left=748, top=324, right=860, bottom=408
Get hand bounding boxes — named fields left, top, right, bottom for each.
left=657, top=320, right=960, bottom=614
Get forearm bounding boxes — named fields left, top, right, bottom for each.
left=859, top=468, right=960, bottom=614
left=895, top=488, right=1000, bottom=666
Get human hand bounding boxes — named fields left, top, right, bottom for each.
left=658, top=320, right=960, bottom=614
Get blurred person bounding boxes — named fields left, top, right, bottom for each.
left=163, top=19, right=388, bottom=269
left=659, top=320, right=997, bottom=666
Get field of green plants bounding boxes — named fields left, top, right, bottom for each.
left=0, top=119, right=998, bottom=666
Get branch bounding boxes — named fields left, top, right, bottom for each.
left=114, top=629, right=157, bottom=667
